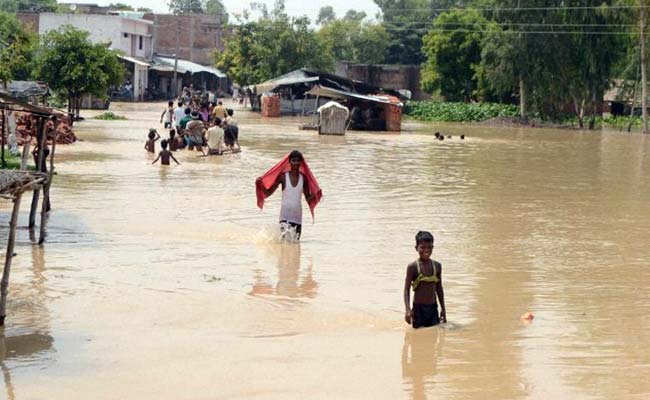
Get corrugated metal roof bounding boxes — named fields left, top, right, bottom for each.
left=152, top=56, right=226, bottom=78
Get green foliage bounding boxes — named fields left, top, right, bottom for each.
left=421, top=9, right=489, bottom=101
left=168, top=0, right=203, bottom=14
left=205, top=0, right=228, bottom=22
left=93, top=112, right=128, bottom=120
left=0, top=11, right=36, bottom=84
left=317, top=20, right=389, bottom=64
left=343, top=10, right=367, bottom=21
left=0, top=0, right=57, bottom=12
left=317, top=6, right=336, bottom=25
left=216, top=2, right=331, bottom=86
left=404, top=100, right=519, bottom=122
left=107, top=3, right=134, bottom=11
left=35, top=25, right=125, bottom=113
left=137, top=7, right=153, bottom=13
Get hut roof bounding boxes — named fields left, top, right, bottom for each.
left=0, top=170, right=46, bottom=198
left=247, top=69, right=404, bottom=99
left=0, top=93, right=55, bottom=117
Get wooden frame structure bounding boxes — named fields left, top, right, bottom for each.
left=0, top=94, right=59, bottom=326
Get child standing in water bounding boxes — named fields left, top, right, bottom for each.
left=256, top=150, right=322, bottom=240
left=144, top=129, right=160, bottom=153
left=152, top=139, right=180, bottom=166
left=404, top=231, right=446, bottom=328
left=160, top=101, right=174, bottom=128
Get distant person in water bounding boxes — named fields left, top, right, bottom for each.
left=144, top=128, right=160, bottom=153
left=160, top=100, right=174, bottom=128
left=403, top=231, right=446, bottom=328
left=256, top=150, right=322, bottom=240
left=152, top=139, right=179, bottom=166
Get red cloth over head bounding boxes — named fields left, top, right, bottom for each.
left=256, top=153, right=322, bottom=220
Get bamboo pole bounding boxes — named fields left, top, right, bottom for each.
left=0, top=192, right=23, bottom=326
left=641, top=5, right=649, bottom=133
left=39, top=118, right=57, bottom=245
left=1, top=109, right=5, bottom=168
left=29, top=118, right=46, bottom=229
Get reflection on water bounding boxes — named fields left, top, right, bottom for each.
left=402, top=328, right=444, bottom=400
left=250, top=243, right=318, bottom=300
left=0, top=102, right=649, bottom=398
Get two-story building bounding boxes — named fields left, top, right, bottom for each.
left=38, top=13, right=154, bottom=100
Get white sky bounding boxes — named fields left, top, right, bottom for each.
left=61, top=0, right=381, bottom=22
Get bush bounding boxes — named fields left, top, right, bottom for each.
left=93, top=112, right=127, bottom=120
left=404, top=101, right=519, bottom=122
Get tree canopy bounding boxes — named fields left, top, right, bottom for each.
left=318, top=19, right=389, bottom=65
left=317, top=6, right=336, bottom=26
left=35, top=25, right=124, bottom=115
left=0, top=11, right=36, bottom=85
left=216, top=2, right=330, bottom=86
left=0, top=0, right=57, bottom=12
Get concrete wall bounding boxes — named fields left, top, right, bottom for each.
left=337, top=62, right=431, bottom=101
left=38, top=13, right=153, bottom=58
left=145, top=13, right=227, bottom=66
left=16, top=13, right=40, bottom=33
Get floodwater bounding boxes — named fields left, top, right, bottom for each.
left=1, top=102, right=650, bottom=399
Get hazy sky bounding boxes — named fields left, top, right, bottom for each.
left=69, top=0, right=381, bottom=21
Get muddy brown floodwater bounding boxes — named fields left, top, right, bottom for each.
left=1, top=102, right=650, bottom=399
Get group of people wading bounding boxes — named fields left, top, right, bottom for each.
left=151, top=99, right=240, bottom=164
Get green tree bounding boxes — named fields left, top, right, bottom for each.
left=108, top=3, right=134, bottom=10
left=480, top=0, right=624, bottom=126
left=206, top=0, right=228, bottom=20
left=0, top=0, right=57, bottom=12
left=0, top=11, right=35, bottom=86
left=317, top=6, right=336, bottom=25
left=137, top=7, right=153, bottom=13
left=168, top=0, right=204, bottom=14
left=216, top=2, right=331, bottom=86
left=35, top=26, right=125, bottom=118
left=421, top=9, right=488, bottom=101
left=343, top=10, right=367, bottom=21
left=318, top=19, right=389, bottom=64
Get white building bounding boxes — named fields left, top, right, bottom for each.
left=38, top=13, right=153, bottom=100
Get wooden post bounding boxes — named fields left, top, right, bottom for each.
left=290, top=88, right=295, bottom=115
left=29, top=118, right=46, bottom=229
left=39, top=118, right=57, bottom=245
left=301, top=94, right=308, bottom=116
left=1, top=109, right=5, bottom=169
left=0, top=192, right=23, bottom=326
left=20, top=141, right=30, bottom=170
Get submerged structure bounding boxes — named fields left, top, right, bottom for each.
left=246, top=69, right=404, bottom=132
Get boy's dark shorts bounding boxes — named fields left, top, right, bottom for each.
left=164, top=122, right=172, bottom=128
left=412, top=303, right=440, bottom=329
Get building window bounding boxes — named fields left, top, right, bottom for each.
left=139, top=36, right=143, bottom=50
left=123, top=33, right=128, bottom=38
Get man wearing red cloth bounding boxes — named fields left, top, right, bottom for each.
left=255, top=150, right=322, bottom=240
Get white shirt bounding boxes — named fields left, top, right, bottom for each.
left=206, top=126, right=224, bottom=151
left=173, top=107, right=185, bottom=126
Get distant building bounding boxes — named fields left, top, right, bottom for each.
left=336, top=62, right=430, bottom=101
left=37, top=13, right=153, bottom=100
left=143, top=13, right=228, bottom=66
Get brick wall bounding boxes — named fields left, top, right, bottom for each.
left=144, top=13, right=227, bottom=66
left=337, top=63, right=431, bottom=101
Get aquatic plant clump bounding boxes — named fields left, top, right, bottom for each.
left=93, top=112, right=128, bottom=120
left=404, top=101, right=519, bottom=122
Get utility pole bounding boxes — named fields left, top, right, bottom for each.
left=641, top=2, right=649, bottom=133
left=173, top=19, right=180, bottom=99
